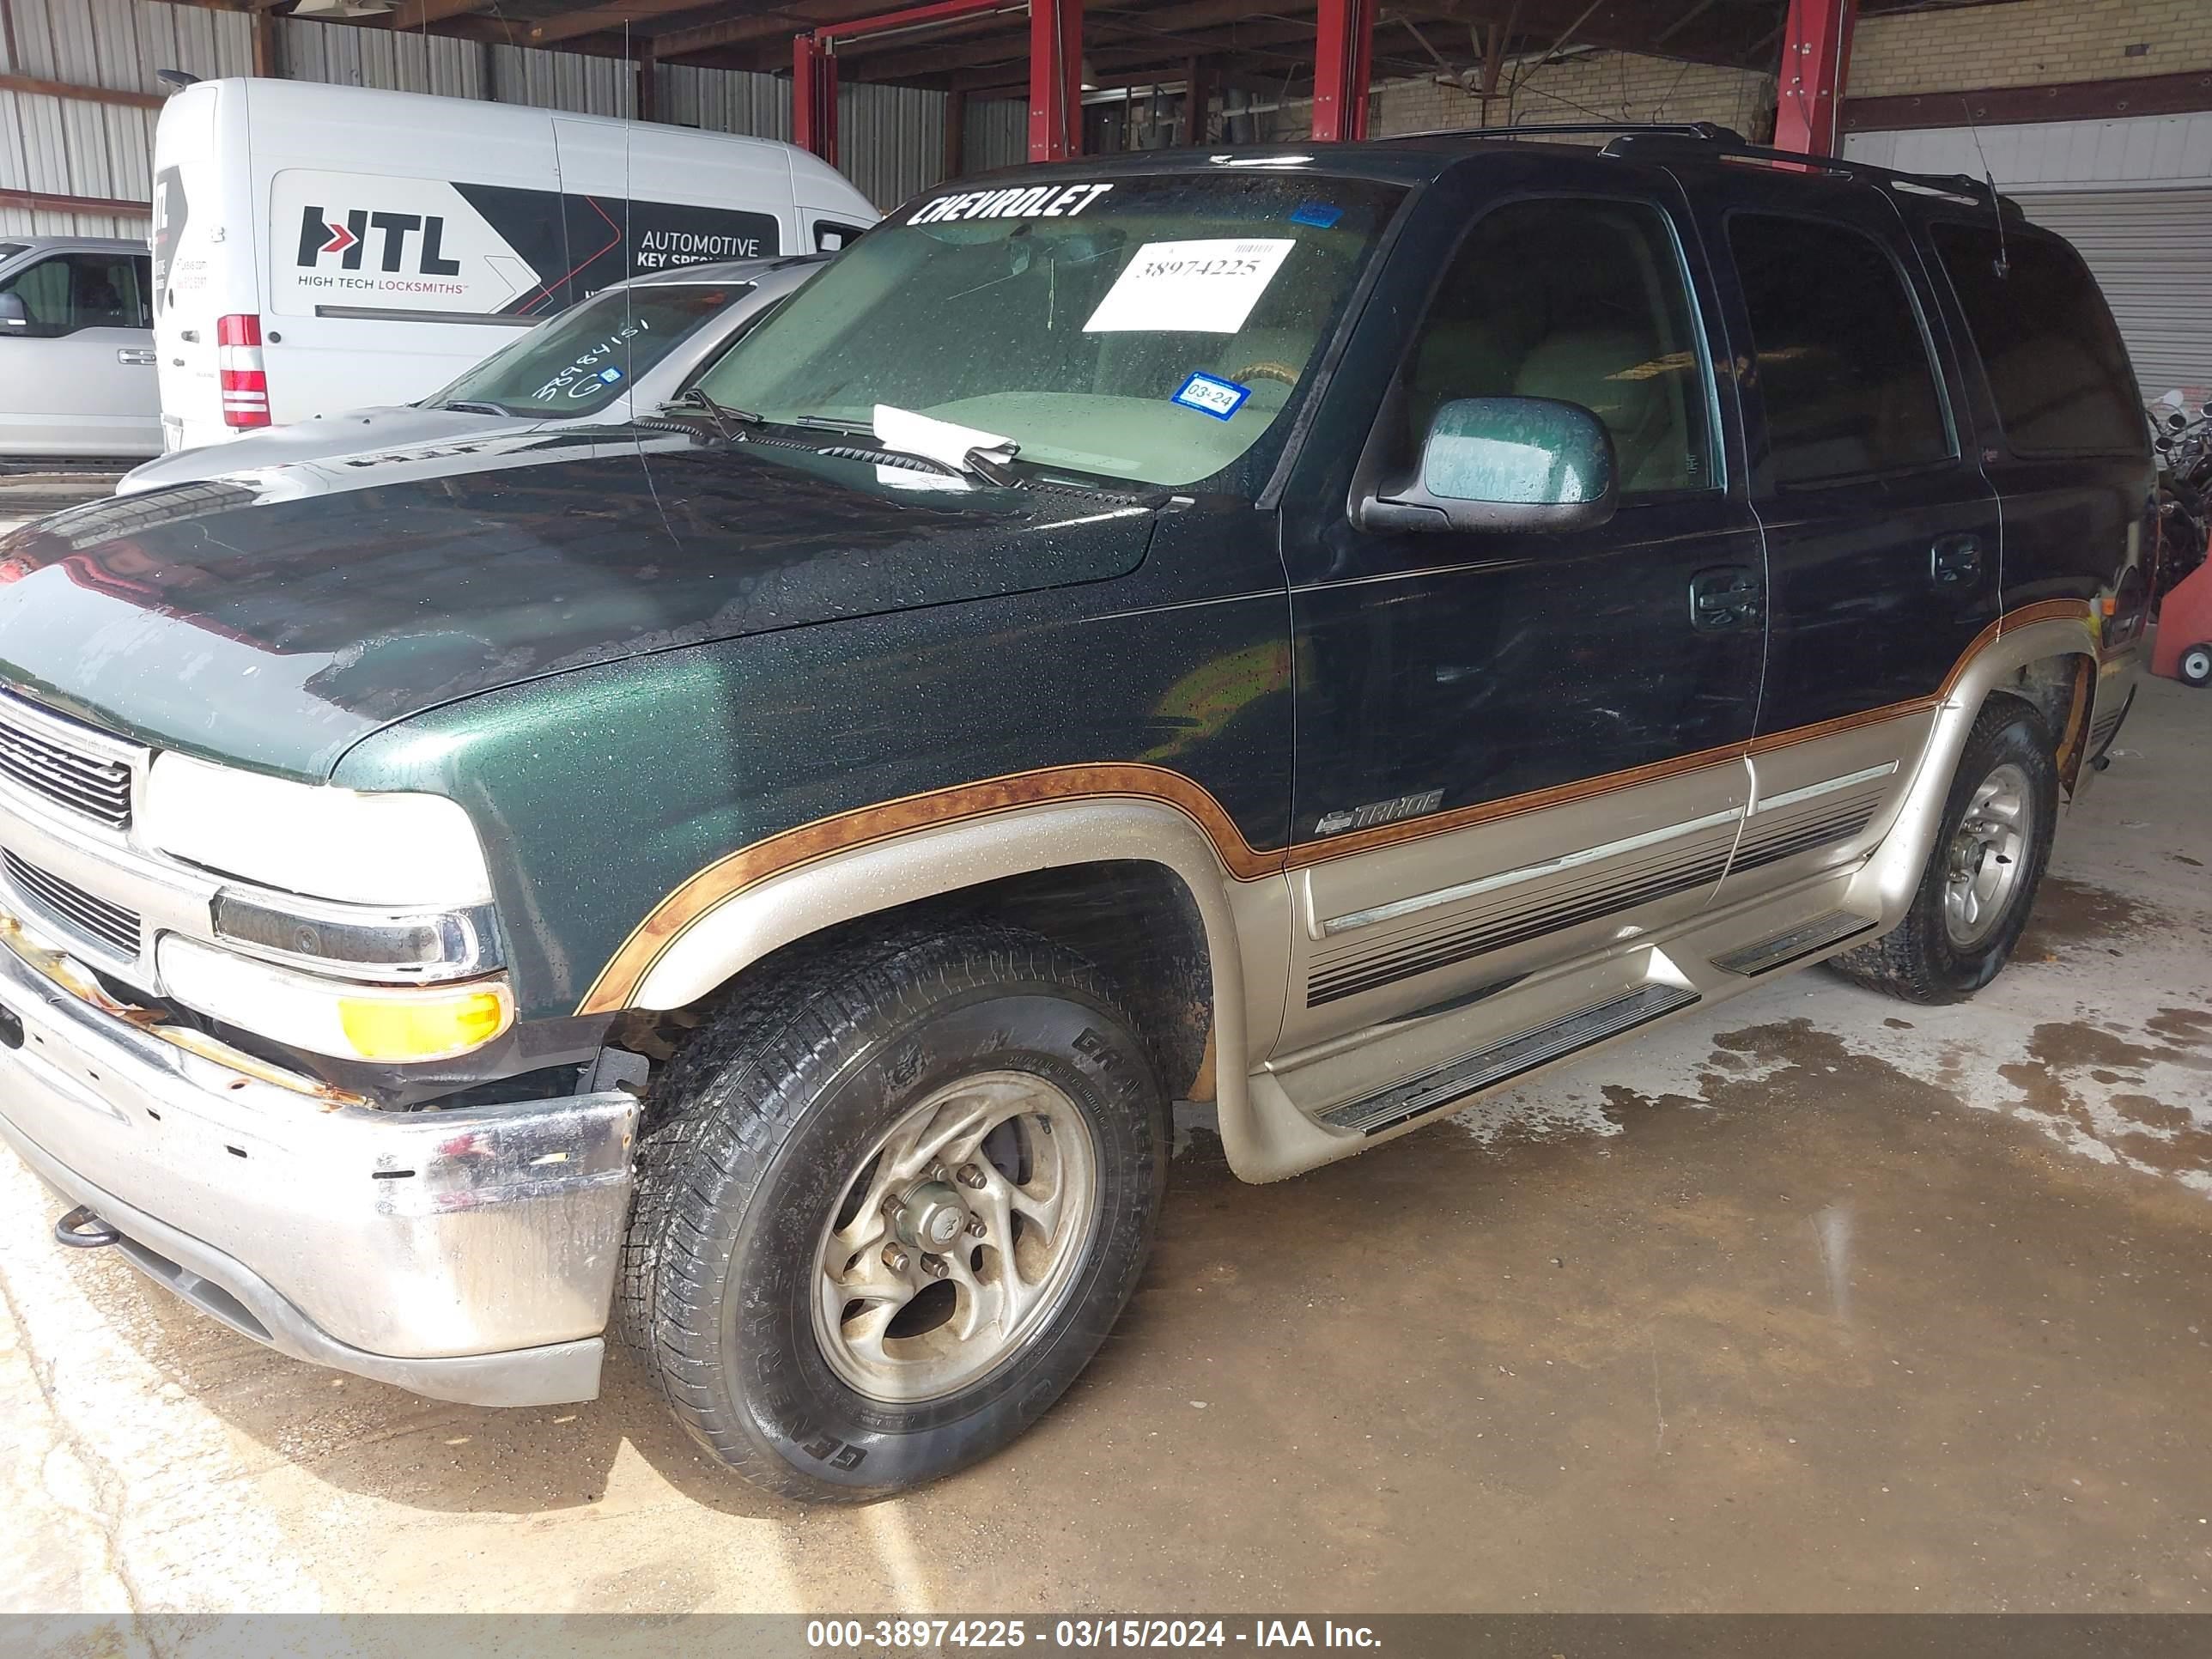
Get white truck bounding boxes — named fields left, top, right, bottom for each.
left=151, top=78, right=877, bottom=451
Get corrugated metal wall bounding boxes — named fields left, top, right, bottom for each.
left=492, top=39, right=635, bottom=119
left=0, top=0, right=246, bottom=235
left=2, top=0, right=950, bottom=239
left=662, top=60, right=791, bottom=144
left=838, top=82, right=941, bottom=206
left=963, top=96, right=1027, bottom=176
left=280, top=15, right=485, bottom=100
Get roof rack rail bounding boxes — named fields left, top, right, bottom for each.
left=1601, top=130, right=2026, bottom=218
left=1377, top=120, right=1749, bottom=145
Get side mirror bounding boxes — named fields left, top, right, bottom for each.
left=0, top=292, right=27, bottom=330
left=1359, top=396, right=1618, bottom=534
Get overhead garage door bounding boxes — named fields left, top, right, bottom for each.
left=2015, top=187, right=2212, bottom=397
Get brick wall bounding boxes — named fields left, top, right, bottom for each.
left=1370, top=50, right=1774, bottom=137
left=1252, top=0, right=2211, bottom=146
left=1850, top=0, right=2212, bottom=98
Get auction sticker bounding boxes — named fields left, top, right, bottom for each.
left=1083, top=239, right=1295, bottom=334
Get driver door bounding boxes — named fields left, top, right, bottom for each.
left=1276, top=173, right=1764, bottom=1054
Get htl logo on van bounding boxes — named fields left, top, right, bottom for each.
left=295, top=206, right=463, bottom=274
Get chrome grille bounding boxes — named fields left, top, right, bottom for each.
left=0, top=695, right=132, bottom=828
left=3, top=849, right=142, bottom=957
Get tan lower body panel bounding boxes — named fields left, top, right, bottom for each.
left=1278, top=755, right=1751, bottom=1060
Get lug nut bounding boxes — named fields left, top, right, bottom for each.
left=920, top=1254, right=949, bottom=1279
left=956, top=1164, right=987, bottom=1189
left=966, top=1217, right=988, bottom=1239
left=883, top=1245, right=911, bottom=1273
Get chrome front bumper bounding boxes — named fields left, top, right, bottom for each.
left=0, top=930, right=639, bottom=1407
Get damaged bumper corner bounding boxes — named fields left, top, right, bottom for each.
left=0, top=921, right=639, bottom=1408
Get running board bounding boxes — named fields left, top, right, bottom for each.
left=1709, top=909, right=1877, bottom=978
left=1318, top=983, right=1700, bottom=1136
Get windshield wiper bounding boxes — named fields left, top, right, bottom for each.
left=439, top=399, right=513, bottom=416
left=678, top=386, right=763, bottom=441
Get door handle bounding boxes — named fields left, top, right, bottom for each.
left=1931, top=534, right=1984, bottom=585
left=116, top=348, right=155, bottom=366
left=1689, top=566, right=1763, bottom=631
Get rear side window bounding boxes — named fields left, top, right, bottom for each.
left=1933, top=224, right=2144, bottom=457
left=1729, top=213, right=1954, bottom=486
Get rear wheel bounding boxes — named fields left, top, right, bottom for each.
left=622, top=925, right=1167, bottom=1502
left=1830, top=698, right=2057, bottom=1004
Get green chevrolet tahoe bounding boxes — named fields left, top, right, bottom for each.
left=0, top=131, right=2149, bottom=1500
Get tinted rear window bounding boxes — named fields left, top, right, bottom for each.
left=1933, top=224, right=2145, bottom=457
left=1729, top=213, right=1954, bottom=486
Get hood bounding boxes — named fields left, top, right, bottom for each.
left=116, top=406, right=550, bottom=495
left=0, top=428, right=1156, bottom=779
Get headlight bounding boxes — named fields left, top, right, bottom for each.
left=142, top=754, right=509, bottom=1059
left=157, top=934, right=514, bottom=1064
left=210, top=888, right=499, bottom=981
left=142, top=752, right=492, bottom=907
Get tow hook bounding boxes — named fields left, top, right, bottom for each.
left=53, top=1206, right=120, bottom=1249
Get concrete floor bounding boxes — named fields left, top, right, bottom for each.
left=2, top=672, right=2209, bottom=1632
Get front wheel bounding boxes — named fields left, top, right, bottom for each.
left=1830, top=697, right=2057, bottom=1004
left=621, top=925, right=1167, bottom=1502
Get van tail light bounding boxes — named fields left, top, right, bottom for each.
left=216, top=313, right=270, bottom=429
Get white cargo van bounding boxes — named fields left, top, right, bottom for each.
left=151, top=78, right=877, bottom=451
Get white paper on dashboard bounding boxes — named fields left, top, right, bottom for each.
left=1082, top=239, right=1297, bottom=334
left=873, top=404, right=1015, bottom=472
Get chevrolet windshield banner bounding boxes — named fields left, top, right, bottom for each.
left=270, top=168, right=780, bottom=320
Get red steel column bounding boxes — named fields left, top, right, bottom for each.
left=1772, top=0, right=1857, bottom=155
left=1028, top=0, right=1082, bottom=161
left=1310, top=0, right=1376, bottom=142
left=793, top=33, right=840, bottom=166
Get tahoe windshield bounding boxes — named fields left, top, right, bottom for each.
left=694, top=172, right=1404, bottom=488
left=426, top=282, right=747, bottom=417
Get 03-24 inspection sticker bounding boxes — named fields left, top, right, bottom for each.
left=1084, top=239, right=1296, bottom=334
left=1171, top=372, right=1252, bottom=421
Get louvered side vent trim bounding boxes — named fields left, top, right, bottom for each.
left=1306, top=837, right=1735, bottom=1008
left=1320, top=983, right=1701, bottom=1135
left=3, top=850, right=143, bottom=958
left=1730, top=799, right=1880, bottom=876
left=0, top=697, right=132, bottom=829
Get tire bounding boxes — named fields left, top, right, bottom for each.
left=620, top=924, right=1167, bottom=1502
left=1829, top=697, right=2057, bottom=1005
left=2181, top=644, right=2212, bottom=688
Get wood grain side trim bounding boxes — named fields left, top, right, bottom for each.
left=575, top=763, right=1271, bottom=1014
left=576, top=599, right=2100, bottom=1014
